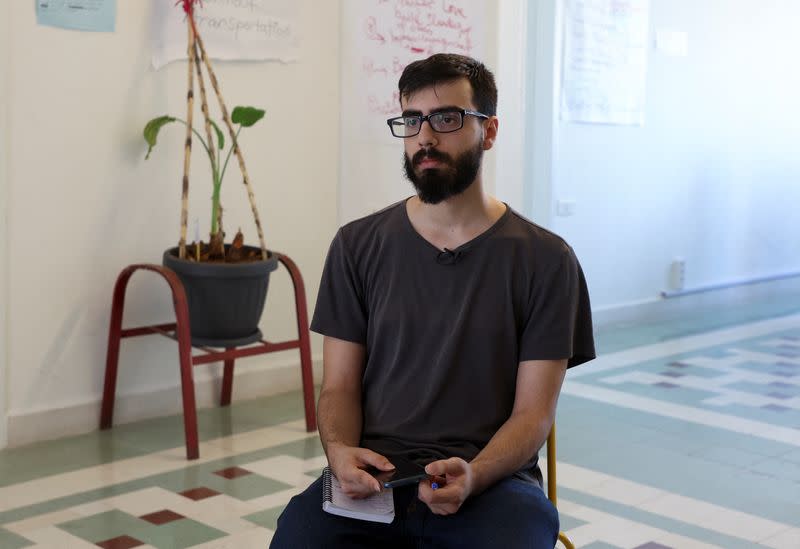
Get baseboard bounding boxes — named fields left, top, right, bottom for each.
left=7, top=356, right=322, bottom=448
left=592, top=275, right=800, bottom=328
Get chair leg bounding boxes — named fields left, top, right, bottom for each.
left=557, top=532, right=575, bottom=549
left=100, top=267, right=135, bottom=429
left=169, top=270, right=199, bottom=460
left=221, top=348, right=235, bottom=406
left=547, top=424, right=575, bottom=549
left=277, top=253, right=317, bottom=432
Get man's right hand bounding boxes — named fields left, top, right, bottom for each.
left=327, top=443, right=395, bottom=499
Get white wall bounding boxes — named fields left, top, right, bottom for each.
left=0, top=0, right=10, bottom=448
left=4, top=1, right=340, bottom=446
left=338, top=1, right=526, bottom=223
left=541, top=0, right=800, bottom=311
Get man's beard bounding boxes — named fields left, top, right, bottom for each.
left=403, top=142, right=483, bottom=205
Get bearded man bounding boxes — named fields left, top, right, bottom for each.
left=270, top=53, right=595, bottom=549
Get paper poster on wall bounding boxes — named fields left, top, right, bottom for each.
left=151, top=0, right=300, bottom=69
left=560, top=0, right=649, bottom=125
left=342, top=0, right=487, bottom=141
left=36, top=0, right=117, bottom=32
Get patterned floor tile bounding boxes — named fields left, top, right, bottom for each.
left=242, top=506, right=285, bottom=531
left=1, top=288, right=798, bottom=549
left=0, top=527, right=33, bottom=549
left=15, top=525, right=100, bottom=547
left=179, top=488, right=220, bottom=501
left=96, top=535, right=146, bottom=549
left=212, top=467, right=252, bottom=480
left=139, top=510, right=184, bottom=526
left=57, top=510, right=152, bottom=545
left=759, top=526, right=800, bottom=549
left=556, top=511, right=588, bottom=532
left=131, top=518, right=227, bottom=549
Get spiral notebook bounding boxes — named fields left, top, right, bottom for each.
left=321, top=466, right=395, bottom=523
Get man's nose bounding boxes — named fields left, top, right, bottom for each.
left=416, top=119, right=438, bottom=148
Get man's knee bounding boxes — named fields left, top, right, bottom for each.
left=270, top=479, right=324, bottom=548
left=444, top=477, right=559, bottom=548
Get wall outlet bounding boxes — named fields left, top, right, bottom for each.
left=669, top=258, right=685, bottom=291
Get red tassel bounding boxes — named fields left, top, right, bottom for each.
left=175, top=0, right=202, bottom=16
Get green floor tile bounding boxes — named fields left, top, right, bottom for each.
left=0, top=527, right=34, bottom=549
left=557, top=512, right=587, bottom=532
left=559, top=487, right=771, bottom=549
left=209, top=473, right=293, bottom=501
left=57, top=510, right=152, bottom=544
left=0, top=388, right=318, bottom=487
left=132, top=518, right=227, bottom=549
left=781, top=448, right=800, bottom=464
left=243, top=506, right=285, bottom=531
left=748, top=457, right=800, bottom=483
left=580, top=543, right=624, bottom=549
left=688, top=444, right=769, bottom=468
left=0, top=431, right=134, bottom=488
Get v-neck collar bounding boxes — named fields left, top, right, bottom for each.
left=401, top=196, right=511, bottom=255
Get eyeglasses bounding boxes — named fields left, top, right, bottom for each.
left=386, top=109, right=489, bottom=138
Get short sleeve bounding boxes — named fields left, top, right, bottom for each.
left=310, top=229, right=368, bottom=344
left=519, top=245, right=595, bottom=368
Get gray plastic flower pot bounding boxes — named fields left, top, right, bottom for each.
left=163, top=246, right=279, bottom=347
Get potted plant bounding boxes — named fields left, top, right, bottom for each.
left=142, top=0, right=278, bottom=347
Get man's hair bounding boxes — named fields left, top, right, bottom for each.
left=398, top=53, right=498, bottom=116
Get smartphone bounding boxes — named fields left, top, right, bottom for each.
left=368, top=456, right=428, bottom=489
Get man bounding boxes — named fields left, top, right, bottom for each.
left=271, top=53, right=595, bottom=548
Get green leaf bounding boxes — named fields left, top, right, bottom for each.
left=231, top=106, right=265, bottom=127
left=143, top=115, right=177, bottom=159
left=210, top=120, right=225, bottom=150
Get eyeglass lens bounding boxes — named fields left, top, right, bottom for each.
left=391, top=111, right=463, bottom=137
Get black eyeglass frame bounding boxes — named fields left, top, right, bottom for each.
left=386, top=109, right=490, bottom=138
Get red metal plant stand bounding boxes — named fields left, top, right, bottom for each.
left=99, top=252, right=317, bottom=460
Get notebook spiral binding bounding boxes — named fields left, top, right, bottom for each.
left=322, top=466, right=333, bottom=502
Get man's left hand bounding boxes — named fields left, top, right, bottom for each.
left=417, top=457, right=474, bottom=515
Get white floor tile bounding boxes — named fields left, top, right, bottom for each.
left=3, top=509, right=83, bottom=534
left=700, top=507, right=792, bottom=543
left=247, top=487, right=307, bottom=511
left=585, top=476, right=664, bottom=506
left=759, top=526, right=800, bottom=549
left=653, top=532, right=725, bottom=549
left=188, top=525, right=273, bottom=548
left=242, top=455, right=322, bottom=487
left=20, top=526, right=99, bottom=547
left=103, top=486, right=194, bottom=516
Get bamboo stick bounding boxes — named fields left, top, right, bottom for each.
left=178, top=20, right=196, bottom=260
left=193, top=31, right=268, bottom=260
left=191, top=40, right=221, bottom=239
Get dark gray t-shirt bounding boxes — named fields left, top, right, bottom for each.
left=311, top=200, right=595, bottom=477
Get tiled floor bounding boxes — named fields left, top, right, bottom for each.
left=1, top=279, right=799, bottom=548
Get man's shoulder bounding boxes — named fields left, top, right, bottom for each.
left=338, top=200, right=407, bottom=246
left=502, top=208, right=575, bottom=258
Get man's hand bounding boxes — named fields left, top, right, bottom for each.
left=417, top=457, right=474, bottom=515
left=327, top=443, right=395, bottom=499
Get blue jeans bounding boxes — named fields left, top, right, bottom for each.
left=270, top=475, right=559, bottom=548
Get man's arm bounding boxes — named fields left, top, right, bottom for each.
left=317, top=336, right=395, bottom=498
left=418, top=358, right=567, bottom=515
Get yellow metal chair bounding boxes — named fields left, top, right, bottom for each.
left=546, top=423, right=575, bottom=549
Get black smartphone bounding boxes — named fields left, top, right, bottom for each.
left=368, top=456, right=428, bottom=489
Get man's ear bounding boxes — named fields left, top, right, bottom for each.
left=482, top=117, right=499, bottom=150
